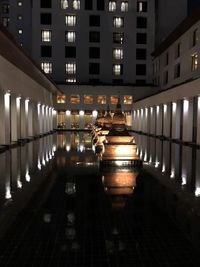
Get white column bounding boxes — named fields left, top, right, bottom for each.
left=172, top=101, right=181, bottom=140
left=66, top=110, right=71, bottom=129
left=11, top=95, right=18, bottom=142
left=32, top=103, right=40, bottom=136
left=53, top=109, right=57, bottom=129
left=0, top=90, right=6, bottom=144
left=16, top=97, right=21, bottom=140
left=196, top=97, right=200, bottom=145
left=156, top=105, right=162, bottom=136
left=195, top=150, right=200, bottom=196
left=27, top=100, right=33, bottom=138
left=20, top=98, right=27, bottom=139
left=50, top=107, right=53, bottom=131
left=182, top=98, right=193, bottom=142
left=163, top=103, right=171, bottom=138
left=150, top=107, right=156, bottom=135
left=79, top=110, right=85, bottom=129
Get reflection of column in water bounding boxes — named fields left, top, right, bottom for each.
left=162, top=141, right=171, bottom=174
left=4, top=151, right=12, bottom=200
left=181, top=146, right=192, bottom=187
left=78, top=131, right=84, bottom=152
left=155, top=139, right=162, bottom=168
left=195, top=150, right=200, bottom=196
left=16, top=146, right=22, bottom=188
left=65, top=132, right=71, bottom=152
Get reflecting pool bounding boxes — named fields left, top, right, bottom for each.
left=0, top=132, right=199, bottom=266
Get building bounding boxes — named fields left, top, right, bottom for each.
left=0, top=0, right=157, bottom=129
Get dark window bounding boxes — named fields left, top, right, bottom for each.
left=97, top=0, right=104, bottom=10
left=89, top=31, right=100, bottom=42
left=85, top=0, right=93, bottom=10
left=136, top=48, right=146, bottom=60
left=174, top=63, right=180, bottom=78
left=65, top=46, right=76, bottom=58
left=40, top=0, right=51, bottom=8
left=136, top=64, right=146, bottom=75
left=137, top=1, right=148, bottom=12
left=41, top=46, right=52, bottom=57
left=165, top=52, right=169, bottom=66
left=89, top=79, right=100, bottom=84
left=89, top=63, right=100, bottom=74
left=112, top=79, right=123, bottom=85
left=2, top=4, right=9, bottom=14
left=137, top=17, right=147, bottom=28
left=40, top=13, right=52, bottom=25
left=89, top=47, right=100, bottom=58
left=136, top=33, right=146, bottom=44
left=89, top=15, right=100, bottom=26
left=113, top=32, right=124, bottom=44
left=163, top=71, right=168, bottom=85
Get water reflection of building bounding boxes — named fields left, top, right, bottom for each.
left=101, top=166, right=139, bottom=209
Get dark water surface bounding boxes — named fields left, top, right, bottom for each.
left=0, top=132, right=199, bottom=266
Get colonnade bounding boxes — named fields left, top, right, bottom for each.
left=133, top=96, right=200, bottom=145
left=0, top=89, right=56, bottom=146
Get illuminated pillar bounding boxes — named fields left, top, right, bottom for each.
left=50, top=107, right=53, bottom=131
left=92, top=110, right=98, bottom=124
left=150, top=106, right=156, bottom=135
left=182, top=98, right=193, bottom=142
left=0, top=90, right=9, bottom=144
left=32, top=103, right=40, bottom=136
left=197, top=97, right=200, bottom=145
left=79, top=110, right=85, bottom=129
left=66, top=110, right=71, bottom=129
left=10, top=95, right=18, bottom=142
left=53, top=109, right=57, bottom=129
left=27, top=100, right=33, bottom=138
left=20, top=98, right=27, bottom=139
left=171, top=101, right=181, bottom=140
left=156, top=105, right=162, bottom=136
left=163, top=103, right=171, bottom=138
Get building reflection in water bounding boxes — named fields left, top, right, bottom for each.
left=101, top=166, right=139, bottom=209
left=135, top=133, right=200, bottom=197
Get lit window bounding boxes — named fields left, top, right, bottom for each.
left=84, top=95, right=93, bottom=104
left=71, top=95, right=80, bottom=104
left=61, top=0, right=68, bottom=9
left=41, top=62, right=52, bottom=73
left=113, top=64, right=123, bottom=75
left=41, top=30, right=51, bottom=42
left=121, top=1, right=128, bottom=12
left=110, top=96, right=118, bottom=105
left=113, top=32, right=124, bottom=44
left=57, top=95, right=66, bottom=103
left=73, top=0, right=80, bottom=10
left=65, top=31, right=76, bottom=42
left=124, top=96, right=133, bottom=104
left=109, top=1, right=116, bottom=11
left=113, top=17, right=124, bottom=28
left=66, top=63, right=76, bottom=74
left=65, top=15, right=76, bottom=26
left=137, top=1, right=147, bottom=12
left=191, top=53, right=198, bottom=71
left=17, top=1, right=22, bottom=7
left=97, top=95, right=106, bottom=104
left=66, top=78, right=76, bottom=83
left=192, top=29, right=198, bottom=46
left=113, top=48, right=123, bottom=59
left=18, top=29, right=23, bottom=34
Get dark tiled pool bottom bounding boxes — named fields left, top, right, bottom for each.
left=0, top=171, right=199, bottom=267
